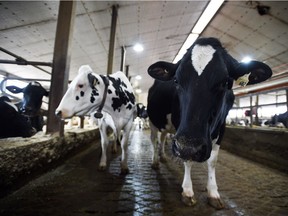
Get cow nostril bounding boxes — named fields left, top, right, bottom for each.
left=55, top=110, right=62, bottom=118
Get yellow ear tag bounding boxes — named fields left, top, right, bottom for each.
left=235, top=72, right=251, bottom=87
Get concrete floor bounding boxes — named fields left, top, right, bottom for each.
left=0, top=127, right=287, bottom=216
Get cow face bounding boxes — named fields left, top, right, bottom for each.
left=0, top=96, right=36, bottom=138
left=6, top=82, right=48, bottom=116
left=148, top=37, right=272, bottom=162
left=56, top=65, right=105, bottom=119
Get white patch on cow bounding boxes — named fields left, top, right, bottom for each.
left=191, top=44, right=216, bottom=76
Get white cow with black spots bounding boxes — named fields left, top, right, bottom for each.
left=56, top=65, right=136, bottom=174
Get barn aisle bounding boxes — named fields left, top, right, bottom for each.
left=0, top=126, right=287, bottom=216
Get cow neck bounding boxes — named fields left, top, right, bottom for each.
left=94, top=75, right=109, bottom=119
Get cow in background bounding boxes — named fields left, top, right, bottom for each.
left=56, top=65, right=136, bottom=175
left=0, top=96, right=36, bottom=138
left=265, top=111, right=288, bottom=128
left=147, top=37, right=272, bottom=209
left=136, top=103, right=149, bottom=129
left=6, top=81, right=49, bottom=131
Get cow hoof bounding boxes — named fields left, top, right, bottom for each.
left=120, top=168, right=129, bottom=175
left=181, top=194, right=197, bottom=206
left=151, top=163, right=160, bottom=170
left=98, top=165, right=106, bottom=171
left=207, top=197, right=225, bottom=209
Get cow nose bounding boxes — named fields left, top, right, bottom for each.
left=172, top=138, right=210, bottom=162
left=55, top=110, right=62, bottom=119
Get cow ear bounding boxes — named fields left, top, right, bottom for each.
left=148, top=61, right=178, bottom=81
left=233, top=61, right=272, bottom=85
left=6, top=86, right=23, bottom=94
left=88, top=73, right=97, bottom=88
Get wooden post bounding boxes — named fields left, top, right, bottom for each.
left=46, top=0, right=76, bottom=135
left=107, top=5, right=118, bottom=75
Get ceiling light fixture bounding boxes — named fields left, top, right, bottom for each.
left=133, top=43, right=144, bottom=52
left=173, top=0, right=224, bottom=63
left=135, top=75, right=142, bottom=80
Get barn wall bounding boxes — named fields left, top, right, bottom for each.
left=0, top=128, right=100, bottom=198
left=222, top=127, right=288, bottom=173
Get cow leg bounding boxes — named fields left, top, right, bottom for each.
left=119, top=119, right=133, bottom=175
left=149, top=121, right=160, bottom=169
left=159, top=131, right=167, bottom=163
left=111, top=126, right=118, bottom=154
left=181, top=161, right=197, bottom=206
left=206, top=143, right=225, bottom=209
left=98, top=124, right=109, bottom=171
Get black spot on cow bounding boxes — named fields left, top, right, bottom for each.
left=109, top=77, right=135, bottom=112
left=108, top=89, right=112, bottom=94
left=90, top=96, right=95, bottom=103
left=76, top=96, right=79, bottom=100
left=80, top=91, right=85, bottom=97
left=92, top=89, right=99, bottom=96
left=126, top=104, right=132, bottom=110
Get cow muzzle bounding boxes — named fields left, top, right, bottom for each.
left=172, top=138, right=211, bottom=162
left=55, top=110, right=63, bottom=119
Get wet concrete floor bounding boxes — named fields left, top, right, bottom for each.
left=0, top=127, right=287, bottom=216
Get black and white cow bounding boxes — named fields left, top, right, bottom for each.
left=147, top=37, right=272, bottom=209
left=55, top=65, right=136, bottom=174
left=6, top=81, right=49, bottom=131
left=0, top=96, right=36, bottom=138
left=265, top=111, right=288, bottom=128
left=136, top=103, right=149, bottom=129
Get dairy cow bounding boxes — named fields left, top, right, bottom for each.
left=56, top=65, right=136, bottom=174
left=147, top=37, right=272, bottom=208
left=265, top=111, right=288, bottom=128
left=6, top=81, right=49, bottom=131
left=0, top=96, right=36, bottom=138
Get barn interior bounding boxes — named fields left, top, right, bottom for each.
left=0, top=1, right=287, bottom=215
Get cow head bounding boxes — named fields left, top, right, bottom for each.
left=6, top=81, right=49, bottom=116
left=136, top=103, right=148, bottom=119
left=148, top=37, right=272, bottom=162
left=0, top=96, right=36, bottom=138
left=55, top=65, right=107, bottom=119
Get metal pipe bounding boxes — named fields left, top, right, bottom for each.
left=125, top=65, right=129, bottom=78
left=107, top=5, right=118, bottom=75
left=0, top=59, right=52, bottom=67
left=120, top=46, right=126, bottom=72
left=0, top=47, right=52, bottom=74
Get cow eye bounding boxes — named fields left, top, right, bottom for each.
left=174, top=78, right=178, bottom=84
left=78, top=84, right=84, bottom=88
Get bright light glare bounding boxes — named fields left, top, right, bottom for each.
left=133, top=43, right=144, bottom=52
left=241, top=56, right=252, bottom=63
